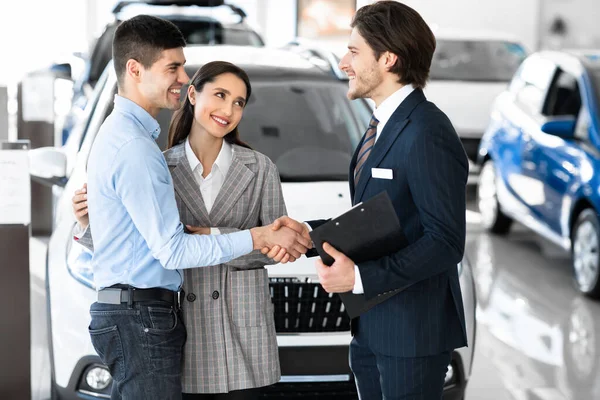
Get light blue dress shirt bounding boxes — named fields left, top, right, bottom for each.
left=86, top=95, right=253, bottom=291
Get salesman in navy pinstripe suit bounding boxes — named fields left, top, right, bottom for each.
left=264, top=2, right=469, bottom=398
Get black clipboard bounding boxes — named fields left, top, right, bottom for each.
left=309, top=191, right=408, bottom=318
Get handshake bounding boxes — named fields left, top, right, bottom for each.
left=251, top=216, right=312, bottom=263
left=189, top=216, right=311, bottom=263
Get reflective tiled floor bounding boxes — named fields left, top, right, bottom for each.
left=465, top=195, right=600, bottom=400
left=28, top=194, right=600, bottom=399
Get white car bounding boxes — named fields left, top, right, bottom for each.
left=31, top=45, right=476, bottom=399
left=425, top=29, right=528, bottom=162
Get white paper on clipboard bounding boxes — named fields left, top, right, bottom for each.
left=0, top=150, right=31, bottom=225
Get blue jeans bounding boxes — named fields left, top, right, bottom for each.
left=89, top=301, right=187, bottom=399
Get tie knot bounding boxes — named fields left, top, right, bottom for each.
left=369, top=115, right=379, bottom=129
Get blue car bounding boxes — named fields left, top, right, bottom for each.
left=477, top=50, right=600, bottom=297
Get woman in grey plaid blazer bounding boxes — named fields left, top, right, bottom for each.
left=73, top=61, right=286, bottom=399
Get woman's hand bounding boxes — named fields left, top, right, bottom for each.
left=185, top=225, right=210, bottom=235
left=72, top=183, right=89, bottom=228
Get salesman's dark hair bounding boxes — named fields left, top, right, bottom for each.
left=351, top=1, right=436, bottom=89
left=113, top=15, right=186, bottom=87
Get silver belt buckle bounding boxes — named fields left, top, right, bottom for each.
left=98, top=288, right=123, bottom=304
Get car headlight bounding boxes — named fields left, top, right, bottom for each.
left=85, top=366, right=112, bottom=390
left=66, top=242, right=96, bottom=289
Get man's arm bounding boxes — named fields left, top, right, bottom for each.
left=357, top=123, right=468, bottom=300
left=111, top=139, right=308, bottom=270
left=213, top=160, right=290, bottom=268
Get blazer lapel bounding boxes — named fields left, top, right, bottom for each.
left=209, top=146, right=256, bottom=227
left=165, top=144, right=212, bottom=226
left=353, top=89, right=427, bottom=203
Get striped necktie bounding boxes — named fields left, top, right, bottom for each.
left=354, top=115, right=379, bottom=187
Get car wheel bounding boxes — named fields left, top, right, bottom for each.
left=477, top=160, right=512, bottom=235
left=572, top=209, right=600, bottom=298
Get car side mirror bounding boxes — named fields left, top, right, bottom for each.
left=29, top=147, right=68, bottom=187
left=49, top=62, right=72, bottom=80
left=541, top=117, right=576, bottom=139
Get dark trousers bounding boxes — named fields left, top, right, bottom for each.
left=350, top=331, right=451, bottom=400
left=89, top=300, right=186, bottom=399
left=182, top=388, right=260, bottom=400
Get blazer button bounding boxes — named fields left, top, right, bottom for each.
left=212, top=290, right=220, bottom=300
left=186, top=293, right=196, bottom=302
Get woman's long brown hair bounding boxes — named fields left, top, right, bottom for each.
left=168, top=61, right=252, bottom=149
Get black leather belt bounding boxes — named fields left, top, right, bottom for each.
left=98, top=284, right=180, bottom=308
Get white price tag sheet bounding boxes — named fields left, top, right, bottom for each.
left=0, top=150, right=30, bottom=224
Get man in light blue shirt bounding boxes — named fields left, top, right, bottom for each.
left=85, top=15, right=308, bottom=399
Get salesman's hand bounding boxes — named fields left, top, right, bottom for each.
left=185, top=225, right=210, bottom=235
left=72, top=183, right=89, bottom=229
left=260, top=216, right=312, bottom=258
left=251, top=224, right=310, bottom=261
left=316, top=242, right=355, bottom=293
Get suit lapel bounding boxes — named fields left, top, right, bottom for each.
left=353, top=89, right=427, bottom=203
left=165, top=144, right=212, bottom=226
left=209, top=146, right=256, bottom=227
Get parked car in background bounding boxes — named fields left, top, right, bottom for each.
left=426, top=29, right=527, bottom=162
left=477, top=50, right=600, bottom=298
left=55, top=0, right=263, bottom=144
left=29, top=45, right=476, bottom=400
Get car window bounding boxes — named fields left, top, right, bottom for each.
left=514, top=56, right=557, bottom=115
left=176, top=20, right=263, bottom=46
left=590, top=69, right=600, bottom=114
left=430, top=39, right=526, bottom=82
left=237, top=81, right=366, bottom=181
left=88, top=25, right=117, bottom=88
left=543, top=70, right=582, bottom=117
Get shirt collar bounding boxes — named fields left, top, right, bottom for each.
left=185, top=138, right=233, bottom=176
left=373, top=85, right=415, bottom=131
left=113, top=95, right=161, bottom=140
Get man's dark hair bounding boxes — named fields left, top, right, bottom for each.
left=351, top=1, right=436, bottom=89
left=113, top=15, right=186, bottom=86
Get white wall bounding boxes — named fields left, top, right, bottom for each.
left=254, top=0, right=297, bottom=46
left=385, top=0, right=541, bottom=52
left=0, top=0, right=88, bottom=85
left=539, top=0, right=600, bottom=49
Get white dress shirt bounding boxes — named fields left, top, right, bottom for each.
left=352, top=84, right=415, bottom=294
left=185, top=138, right=233, bottom=235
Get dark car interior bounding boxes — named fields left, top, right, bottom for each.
left=543, top=70, right=582, bottom=117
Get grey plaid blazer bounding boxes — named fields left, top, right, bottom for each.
left=77, top=143, right=285, bottom=393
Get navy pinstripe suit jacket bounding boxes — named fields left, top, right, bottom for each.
left=310, top=88, right=468, bottom=357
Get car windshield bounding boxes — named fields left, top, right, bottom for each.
left=430, top=39, right=526, bottom=82
left=175, top=21, right=263, bottom=46
left=152, top=76, right=369, bottom=182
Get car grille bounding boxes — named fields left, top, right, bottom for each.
left=269, top=278, right=351, bottom=333
left=259, top=381, right=358, bottom=399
